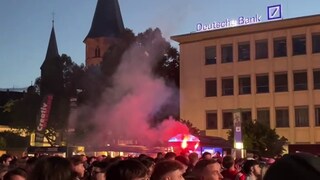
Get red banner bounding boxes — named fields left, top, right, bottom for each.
left=35, top=95, right=53, bottom=146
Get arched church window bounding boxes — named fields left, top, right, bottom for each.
left=95, top=47, right=101, bottom=57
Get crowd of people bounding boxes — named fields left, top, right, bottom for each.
left=0, top=150, right=320, bottom=180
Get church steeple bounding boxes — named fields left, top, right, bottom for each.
left=85, top=0, right=124, bottom=40
left=41, top=20, right=59, bottom=70
left=84, top=0, right=125, bottom=66
left=40, top=21, right=63, bottom=96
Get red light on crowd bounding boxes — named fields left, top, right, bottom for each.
left=181, top=136, right=188, bottom=149
left=168, top=134, right=200, bottom=152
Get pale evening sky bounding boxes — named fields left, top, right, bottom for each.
left=0, top=0, right=319, bottom=88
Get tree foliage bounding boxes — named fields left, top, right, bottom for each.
left=6, top=54, right=85, bottom=146
left=227, top=120, right=288, bottom=157
left=179, top=119, right=201, bottom=136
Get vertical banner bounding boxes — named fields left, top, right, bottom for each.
left=233, top=110, right=243, bottom=149
left=35, top=95, right=53, bottom=146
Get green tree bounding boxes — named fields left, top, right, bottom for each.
left=6, top=54, right=85, bottom=146
left=227, top=119, right=288, bottom=157
left=9, top=88, right=41, bottom=132
left=179, top=119, right=201, bottom=136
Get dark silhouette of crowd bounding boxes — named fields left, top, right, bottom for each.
left=0, top=151, right=320, bottom=180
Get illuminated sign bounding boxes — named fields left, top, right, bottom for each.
left=196, top=14, right=262, bottom=32
left=196, top=4, right=283, bottom=32
left=267, top=4, right=282, bottom=20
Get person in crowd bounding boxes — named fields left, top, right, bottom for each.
left=235, top=159, right=261, bottom=180
left=0, top=154, right=12, bottom=167
left=24, top=157, right=38, bottom=175
left=151, top=160, right=185, bottom=180
left=69, top=155, right=87, bottom=180
left=184, top=153, right=199, bottom=179
left=201, top=152, right=212, bottom=160
left=187, top=153, right=199, bottom=171
left=139, top=156, right=156, bottom=178
left=193, top=159, right=223, bottom=180
left=213, top=152, right=223, bottom=163
left=263, top=153, right=320, bottom=180
left=164, top=152, right=177, bottom=161
left=3, top=167, right=27, bottom=180
left=0, top=167, right=9, bottom=180
left=175, top=155, right=189, bottom=168
left=221, top=155, right=238, bottom=180
left=155, top=152, right=164, bottom=163
left=27, top=156, right=74, bottom=180
left=107, top=159, right=149, bottom=180
left=90, top=161, right=109, bottom=180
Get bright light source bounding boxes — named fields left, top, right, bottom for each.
left=235, top=142, right=243, bottom=149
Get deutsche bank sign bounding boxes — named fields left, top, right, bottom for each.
left=196, top=4, right=282, bottom=32
left=196, top=14, right=262, bottom=32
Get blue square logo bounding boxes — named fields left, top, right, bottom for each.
left=267, top=4, right=282, bottom=20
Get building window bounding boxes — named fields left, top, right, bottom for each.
left=255, top=40, right=268, bottom=59
left=312, top=33, right=320, bottom=53
left=205, top=46, right=216, bottom=65
left=314, top=70, right=320, bottom=89
left=205, top=79, right=217, bottom=97
left=294, top=71, right=308, bottom=91
left=223, top=112, right=233, bottom=129
left=238, top=42, right=250, bottom=61
left=257, top=109, right=270, bottom=127
left=239, top=76, right=251, bottom=95
left=273, top=38, right=287, bottom=57
left=292, top=35, right=306, bottom=55
left=256, top=75, right=269, bottom=93
left=241, top=111, right=252, bottom=124
left=206, top=112, right=217, bottom=129
left=316, top=107, right=320, bottom=126
left=222, top=78, right=234, bottom=96
left=295, top=107, right=309, bottom=127
left=274, top=73, right=288, bottom=92
left=221, top=44, right=233, bottom=63
left=95, top=47, right=101, bottom=57
left=276, top=108, right=289, bottom=127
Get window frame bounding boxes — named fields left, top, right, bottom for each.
left=292, top=35, right=306, bottom=56
left=294, top=106, right=309, bottom=127
left=206, top=111, right=218, bottom=129
left=239, top=76, right=251, bottom=95
left=255, top=39, right=268, bottom=59
left=273, top=37, right=287, bottom=57
left=238, top=41, right=250, bottom=62
left=256, top=74, right=269, bottom=93
left=314, top=70, right=320, bottom=90
left=274, top=73, right=288, bottom=92
left=222, top=78, right=234, bottom=96
left=293, top=71, right=308, bottom=91
left=221, top=44, right=233, bottom=63
left=257, top=108, right=270, bottom=127
left=205, top=46, right=217, bottom=65
left=312, top=33, right=320, bottom=54
left=205, top=79, right=217, bottom=97
left=276, top=108, right=290, bottom=128
left=222, top=111, right=234, bottom=129
left=315, top=106, right=320, bottom=126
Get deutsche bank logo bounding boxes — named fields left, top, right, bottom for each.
left=267, top=4, right=282, bottom=20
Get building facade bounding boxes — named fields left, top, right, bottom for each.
left=172, top=15, right=320, bottom=145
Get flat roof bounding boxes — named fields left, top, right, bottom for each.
left=171, top=14, right=320, bottom=44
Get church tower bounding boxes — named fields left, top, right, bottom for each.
left=84, top=0, right=125, bottom=66
left=40, top=20, right=63, bottom=97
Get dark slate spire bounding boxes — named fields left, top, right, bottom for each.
left=41, top=20, right=59, bottom=70
left=85, top=0, right=125, bottom=41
